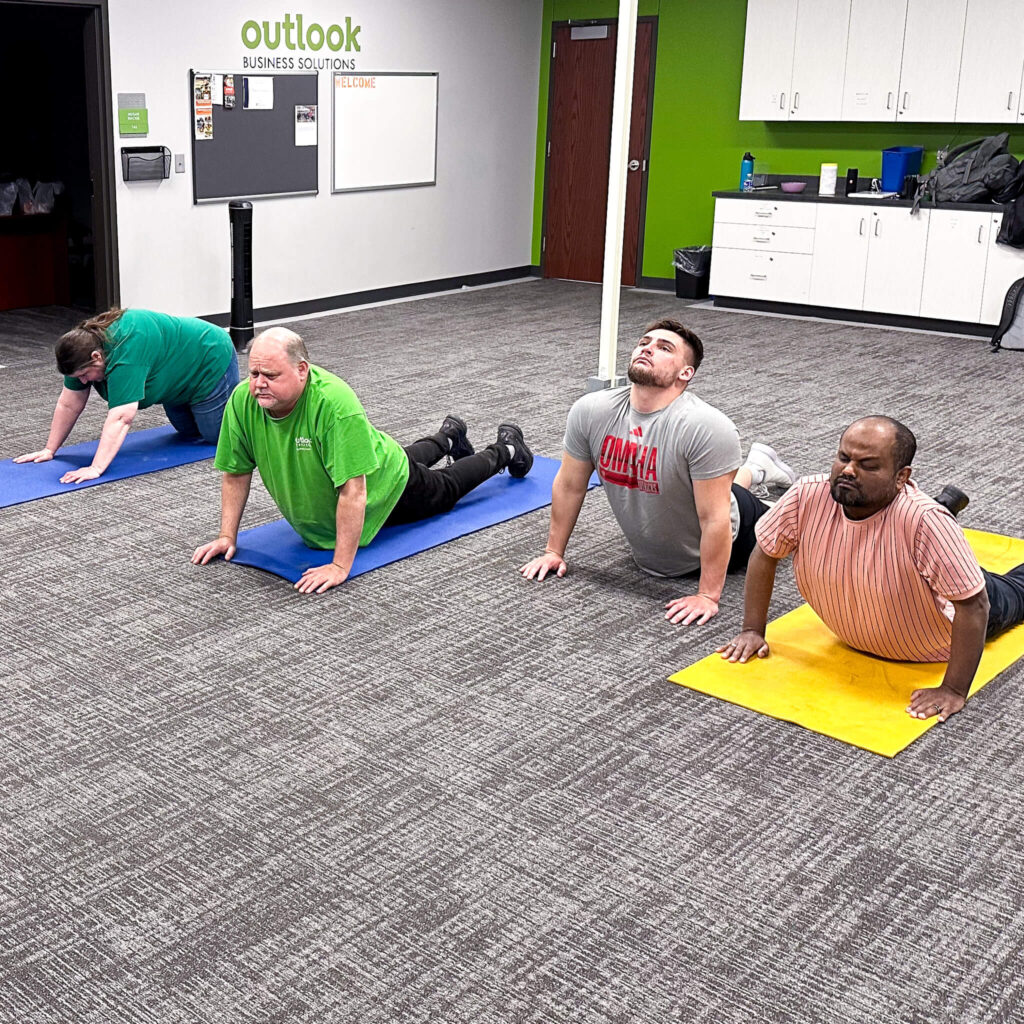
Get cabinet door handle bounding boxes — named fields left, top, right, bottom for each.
left=902, top=91, right=909, bottom=108
left=749, top=273, right=768, bottom=281
left=753, top=235, right=771, bottom=243
left=886, top=91, right=893, bottom=110
left=1009, top=91, right=1015, bottom=111
left=780, top=92, right=786, bottom=110
left=978, top=224, right=985, bottom=244
left=754, top=210, right=773, bottom=218
left=793, top=91, right=800, bottom=110
left=859, top=218, right=865, bottom=235
left=874, top=218, right=881, bottom=237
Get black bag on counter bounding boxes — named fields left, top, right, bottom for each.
left=915, top=133, right=1018, bottom=208
left=997, top=194, right=1024, bottom=248
left=991, top=277, right=1024, bottom=352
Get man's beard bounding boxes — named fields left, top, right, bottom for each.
left=829, top=479, right=865, bottom=506
left=627, top=361, right=668, bottom=387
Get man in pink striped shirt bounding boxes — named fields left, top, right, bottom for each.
left=719, top=416, right=1024, bottom=722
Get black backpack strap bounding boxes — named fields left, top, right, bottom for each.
left=991, top=276, right=1024, bottom=352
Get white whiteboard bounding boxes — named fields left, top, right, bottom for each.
left=332, top=72, right=438, bottom=192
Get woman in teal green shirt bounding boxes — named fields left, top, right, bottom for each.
left=15, top=307, right=238, bottom=484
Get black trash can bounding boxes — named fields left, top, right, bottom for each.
left=673, top=246, right=711, bottom=299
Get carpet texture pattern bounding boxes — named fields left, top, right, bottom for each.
left=0, top=283, right=1021, bottom=1023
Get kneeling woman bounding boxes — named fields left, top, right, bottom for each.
left=16, top=308, right=239, bottom=484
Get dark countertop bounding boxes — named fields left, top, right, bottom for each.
left=711, top=188, right=1002, bottom=214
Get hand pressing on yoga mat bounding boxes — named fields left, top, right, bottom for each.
left=906, top=685, right=966, bottom=723
left=294, top=562, right=350, bottom=595
left=717, top=629, right=769, bottom=662
left=192, top=535, right=238, bottom=565
left=13, top=447, right=54, bottom=464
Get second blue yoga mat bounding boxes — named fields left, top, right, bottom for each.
left=1, top=425, right=216, bottom=508
left=229, top=455, right=599, bottom=583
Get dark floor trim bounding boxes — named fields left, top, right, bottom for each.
left=712, top=296, right=994, bottom=338
left=200, top=266, right=535, bottom=327
left=638, top=275, right=674, bottom=292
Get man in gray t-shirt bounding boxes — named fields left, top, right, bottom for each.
left=520, top=318, right=796, bottom=627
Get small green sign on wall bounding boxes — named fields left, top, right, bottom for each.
left=118, top=108, right=149, bottom=136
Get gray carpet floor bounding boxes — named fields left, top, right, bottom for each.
left=0, top=281, right=1022, bottom=1023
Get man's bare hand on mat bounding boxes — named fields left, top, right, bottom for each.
left=192, top=536, right=237, bottom=565
left=906, top=685, right=966, bottom=722
left=295, top=562, right=348, bottom=594
left=666, top=593, right=719, bottom=626
left=14, top=447, right=54, bottom=464
left=717, top=629, right=770, bottom=662
left=520, top=551, right=567, bottom=581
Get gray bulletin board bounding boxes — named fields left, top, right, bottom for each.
left=190, top=70, right=318, bottom=203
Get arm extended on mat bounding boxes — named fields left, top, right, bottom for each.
left=192, top=471, right=253, bottom=565
left=717, top=544, right=780, bottom=661
left=14, top=385, right=91, bottom=464
left=59, top=401, right=140, bottom=483
left=520, top=451, right=594, bottom=581
left=907, top=588, right=990, bottom=722
left=294, top=474, right=367, bottom=595
left=665, top=471, right=737, bottom=626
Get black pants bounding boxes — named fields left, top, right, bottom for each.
left=727, top=483, right=771, bottom=573
left=984, top=564, right=1024, bottom=639
left=383, top=432, right=509, bottom=527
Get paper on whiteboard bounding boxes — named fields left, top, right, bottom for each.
left=244, top=77, right=274, bottom=110
left=211, top=74, right=224, bottom=106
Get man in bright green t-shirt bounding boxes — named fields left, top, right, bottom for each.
left=192, top=327, right=534, bottom=594
left=14, top=307, right=238, bottom=484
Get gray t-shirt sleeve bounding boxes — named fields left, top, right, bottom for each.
left=563, top=395, right=596, bottom=463
left=683, top=406, right=742, bottom=480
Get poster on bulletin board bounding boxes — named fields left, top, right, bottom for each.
left=332, top=71, right=438, bottom=193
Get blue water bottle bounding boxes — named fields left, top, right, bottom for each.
left=740, top=151, right=755, bottom=191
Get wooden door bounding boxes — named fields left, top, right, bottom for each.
left=543, top=20, right=654, bottom=285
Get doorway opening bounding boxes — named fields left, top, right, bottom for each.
left=0, top=0, right=118, bottom=315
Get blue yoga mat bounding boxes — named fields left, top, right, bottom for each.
left=229, top=455, right=599, bottom=583
left=1, top=425, right=216, bottom=508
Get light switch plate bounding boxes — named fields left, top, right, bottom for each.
left=175, top=153, right=185, bottom=173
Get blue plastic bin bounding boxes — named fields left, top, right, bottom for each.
left=881, top=146, right=923, bottom=192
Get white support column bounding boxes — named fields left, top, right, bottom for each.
left=586, top=0, right=639, bottom=393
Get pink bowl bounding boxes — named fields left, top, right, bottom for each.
left=780, top=181, right=806, bottom=193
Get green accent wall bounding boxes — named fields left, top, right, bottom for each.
left=533, top=0, right=1024, bottom=280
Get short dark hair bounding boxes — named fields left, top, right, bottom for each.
left=843, top=415, right=917, bottom=470
left=642, top=317, right=704, bottom=371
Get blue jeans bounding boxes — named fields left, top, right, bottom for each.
left=984, top=564, right=1024, bottom=639
left=163, top=350, right=239, bottom=444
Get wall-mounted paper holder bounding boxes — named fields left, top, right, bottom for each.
left=121, top=146, right=171, bottom=182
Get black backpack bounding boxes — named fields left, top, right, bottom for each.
left=915, top=133, right=1019, bottom=209
left=991, top=276, right=1024, bottom=352
left=997, top=192, right=1024, bottom=248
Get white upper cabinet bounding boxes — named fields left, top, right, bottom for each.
left=955, top=0, right=1024, bottom=123
left=738, top=0, right=799, bottom=120
left=789, top=0, right=851, bottom=120
left=896, top=0, right=968, bottom=122
left=841, top=0, right=908, bottom=121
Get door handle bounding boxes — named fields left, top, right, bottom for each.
left=753, top=235, right=771, bottom=243
left=793, top=91, right=800, bottom=111
left=754, top=210, right=773, bottom=218
left=874, top=218, right=881, bottom=237
left=780, top=92, right=786, bottom=110
left=1009, top=91, right=1014, bottom=111
left=902, top=91, right=909, bottom=108
left=887, top=91, right=893, bottom=110
left=749, top=273, right=768, bottom=281
left=859, top=218, right=865, bottom=235
left=978, top=224, right=985, bottom=243
left=627, top=159, right=640, bottom=171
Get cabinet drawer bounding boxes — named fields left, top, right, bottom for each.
left=712, top=222, right=815, bottom=254
left=709, top=249, right=813, bottom=304
left=714, top=197, right=818, bottom=228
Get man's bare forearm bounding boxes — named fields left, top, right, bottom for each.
left=943, top=590, right=990, bottom=697
left=740, top=545, right=779, bottom=633
left=695, top=516, right=732, bottom=602
left=330, top=476, right=367, bottom=579
left=219, top=472, right=253, bottom=541
left=545, top=469, right=589, bottom=556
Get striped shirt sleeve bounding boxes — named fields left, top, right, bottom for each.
left=914, top=508, right=986, bottom=601
left=754, top=477, right=804, bottom=559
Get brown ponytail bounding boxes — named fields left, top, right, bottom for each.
left=55, top=307, right=126, bottom=375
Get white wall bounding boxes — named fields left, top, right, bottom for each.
left=107, top=0, right=542, bottom=316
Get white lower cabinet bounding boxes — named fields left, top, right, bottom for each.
left=808, top=206, right=871, bottom=309
left=980, top=213, right=1024, bottom=324
left=919, top=210, right=991, bottom=323
left=714, top=197, right=1024, bottom=327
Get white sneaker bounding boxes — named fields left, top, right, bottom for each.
left=745, top=442, right=796, bottom=491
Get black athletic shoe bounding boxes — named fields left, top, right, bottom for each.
left=440, top=415, right=474, bottom=460
left=933, top=484, right=969, bottom=517
left=496, top=422, right=533, bottom=479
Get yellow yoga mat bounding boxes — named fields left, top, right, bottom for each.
left=669, top=529, right=1024, bottom=758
